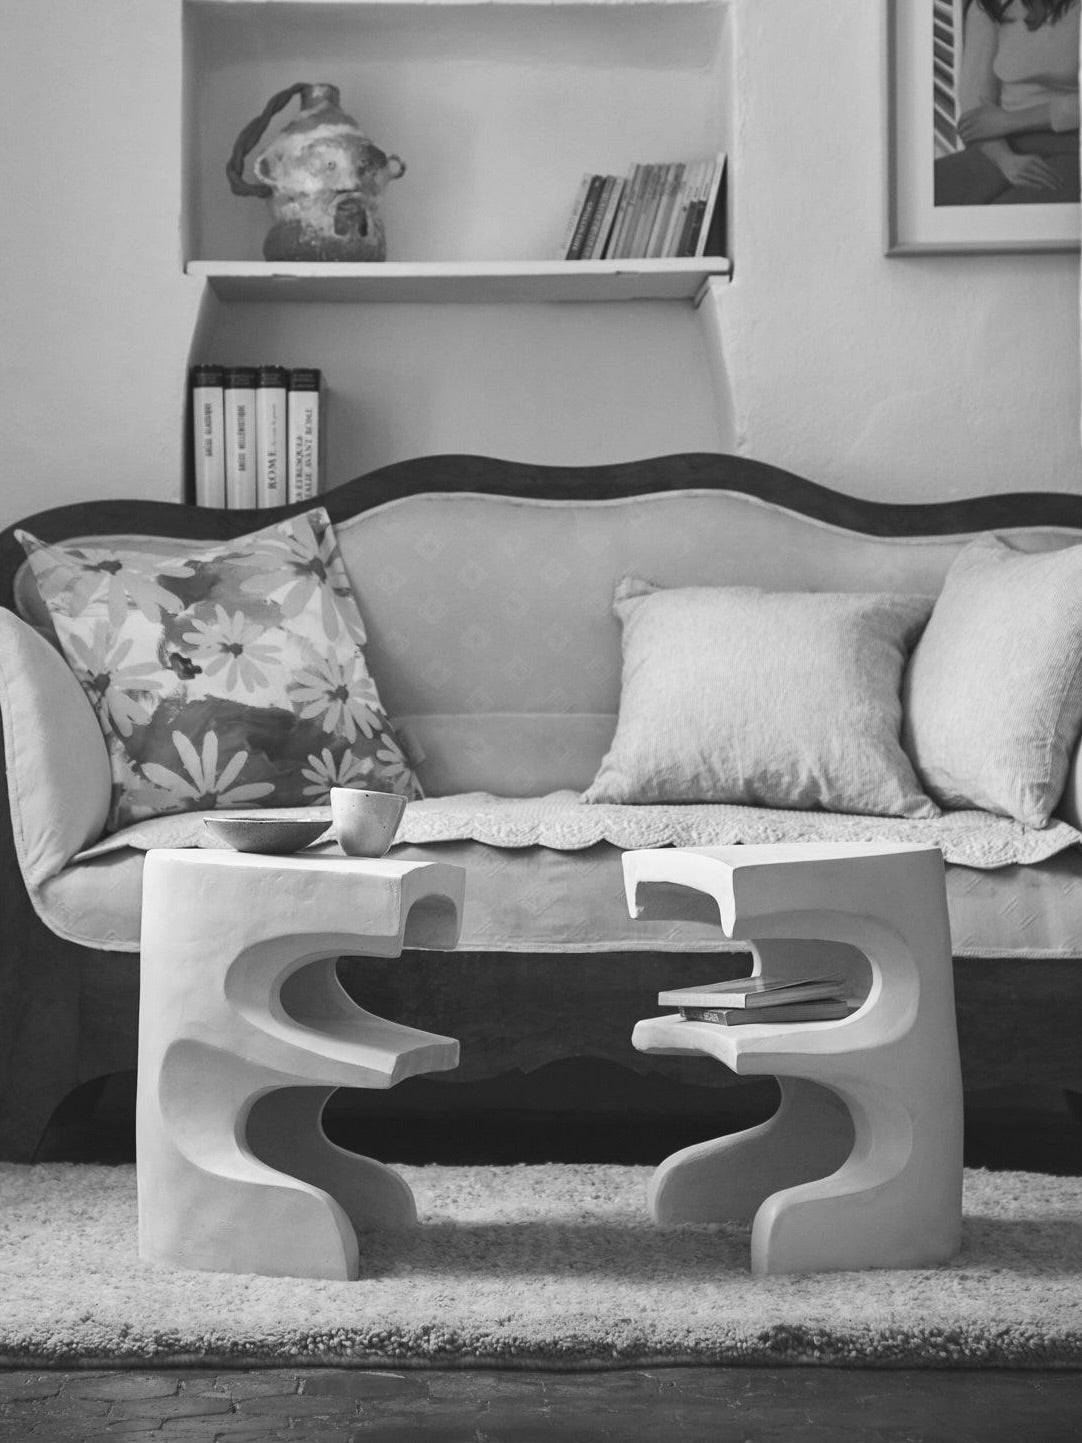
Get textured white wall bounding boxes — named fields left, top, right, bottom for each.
left=0, top=0, right=1078, bottom=530
left=0, top=0, right=203, bottom=529
left=719, top=0, right=1081, bottom=500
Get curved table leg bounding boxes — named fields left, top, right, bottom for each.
left=648, top=1078, right=854, bottom=1225
left=246, top=1085, right=417, bottom=1233
left=145, top=1041, right=363, bottom=1280
left=751, top=1081, right=962, bottom=1275
left=138, top=851, right=465, bottom=1279
left=625, top=843, right=965, bottom=1274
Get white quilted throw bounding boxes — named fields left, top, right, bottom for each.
left=76, top=790, right=1082, bottom=871
left=396, top=791, right=1082, bottom=870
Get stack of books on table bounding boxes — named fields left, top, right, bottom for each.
left=657, top=976, right=852, bottom=1026
left=556, top=153, right=726, bottom=262
left=189, top=363, right=327, bottom=510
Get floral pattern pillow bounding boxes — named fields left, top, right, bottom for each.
left=17, top=508, right=419, bottom=831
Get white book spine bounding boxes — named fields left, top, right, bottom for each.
left=190, top=369, right=226, bottom=509
left=255, top=370, right=288, bottom=508
left=223, top=369, right=257, bottom=510
left=288, top=370, right=323, bottom=503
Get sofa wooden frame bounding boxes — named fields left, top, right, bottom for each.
left=2, top=452, right=1082, bottom=1162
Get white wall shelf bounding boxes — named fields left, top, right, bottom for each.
left=181, top=0, right=735, bottom=485
left=188, top=259, right=732, bottom=304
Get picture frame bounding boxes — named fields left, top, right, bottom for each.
left=886, top=0, right=1080, bottom=253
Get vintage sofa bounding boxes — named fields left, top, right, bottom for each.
left=2, top=452, right=1082, bottom=1162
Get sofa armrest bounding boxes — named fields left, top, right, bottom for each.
left=0, top=610, right=111, bottom=888
left=1056, top=736, right=1082, bottom=832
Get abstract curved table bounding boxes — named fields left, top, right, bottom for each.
left=137, top=848, right=464, bottom=1280
left=625, top=842, right=963, bottom=1275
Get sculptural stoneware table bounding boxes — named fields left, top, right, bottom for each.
left=625, top=842, right=964, bottom=1276
left=136, top=848, right=464, bottom=1280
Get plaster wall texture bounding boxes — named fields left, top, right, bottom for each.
left=0, top=0, right=203, bottom=527
left=0, top=0, right=1078, bottom=528
left=722, top=0, right=1081, bottom=501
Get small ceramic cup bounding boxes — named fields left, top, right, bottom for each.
left=330, top=787, right=407, bottom=857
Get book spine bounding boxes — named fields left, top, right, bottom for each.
left=685, top=155, right=724, bottom=258
left=557, top=173, right=593, bottom=260
left=288, top=368, right=325, bottom=503
left=656, top=163, right=689, bottom=258
left=189, top=364, right=226, bottom=509
left=223, top=366, right=258, bottom=510
left=627, top=163, right=663, bottom=259
left=593, top=176, right=626, bottom=260
left=646, top=163, right=683, bottom=258
left=566, top=173, right=606, bottom=261
left=695, top=151, right=728, bottom=259
left=581, top=175, right=617, bottom=260
left=672, top=159, right=704, bottom=257
left=681, top=196, right=708, bottom=257
left=608, top=164, right=642, bottom=259
left=254, top=365, right=289, bottom=508
left=679, top=1002, right=849, bottom=1025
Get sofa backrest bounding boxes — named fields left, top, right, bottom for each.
left=15, top=484, right=1082, bottom=796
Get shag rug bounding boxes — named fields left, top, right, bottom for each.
left=1, top=1163, right=1080, bottom=1372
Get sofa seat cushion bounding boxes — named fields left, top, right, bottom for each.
left=38, top=830, right=1082, bottom=961
left=41, top=793, right=1082, bottom=958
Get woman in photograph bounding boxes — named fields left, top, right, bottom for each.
left=934, top=0, right=1079, bottom=206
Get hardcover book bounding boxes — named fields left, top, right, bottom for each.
left=556, top=173, right=593, bottom=260
left=582, top=174, right=618, bottom=259
left=679, top=1000, right=852, bottom=1025
left=591, top=175, right=627, bottom=260
left=190, top=364, right=226, bottom=509
left=255, top=364, right=289, bottom=508
left=566, top=173, right=606, bottom=261
left=287, top=367, right=326, bottom=503
left=223, top=366, right=258, bottom=510
left=657, top=976, right=846, bottom=1010
left=693, top=152, right=728, bottom=258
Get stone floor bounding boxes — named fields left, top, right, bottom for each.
left=2, top=1364, right=1082, bottom=1442
left=5, top=1070, right=1081, bottom=1441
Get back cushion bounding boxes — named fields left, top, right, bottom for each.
left=16, top=490, right=1082, bottom=796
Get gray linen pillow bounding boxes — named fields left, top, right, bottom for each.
left=583, top=578, right=938, bottom=818
left=902, top=534, right=1082, bottom=827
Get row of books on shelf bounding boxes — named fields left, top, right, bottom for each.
left=557, top=152, right=726, bottom=262
left=190, top=364, right=327, bottom=510
left=657, top=975, right=854, bottom=1027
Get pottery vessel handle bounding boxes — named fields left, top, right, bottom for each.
left=226, top=82, right=310, bottom=198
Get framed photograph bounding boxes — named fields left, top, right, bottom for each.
left=887, top=0, right=1080, bottom=253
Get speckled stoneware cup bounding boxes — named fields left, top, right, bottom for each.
left=330, top=787, right=407, bottom=857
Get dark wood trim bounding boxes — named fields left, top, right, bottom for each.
left=6, top=451, right=1082, bottom=607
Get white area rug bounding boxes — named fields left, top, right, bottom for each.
left=1, top=1163, right=1080, bottom=1371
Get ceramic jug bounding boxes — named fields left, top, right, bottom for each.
left=226, top=82, right=405, bottom=262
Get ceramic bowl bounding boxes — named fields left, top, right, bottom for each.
left=203, top=813, right=331, bottom=855
left=330, top=787, right=407, bottom=857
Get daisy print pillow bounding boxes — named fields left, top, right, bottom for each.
left=16, top=508, right=419, bottom=831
